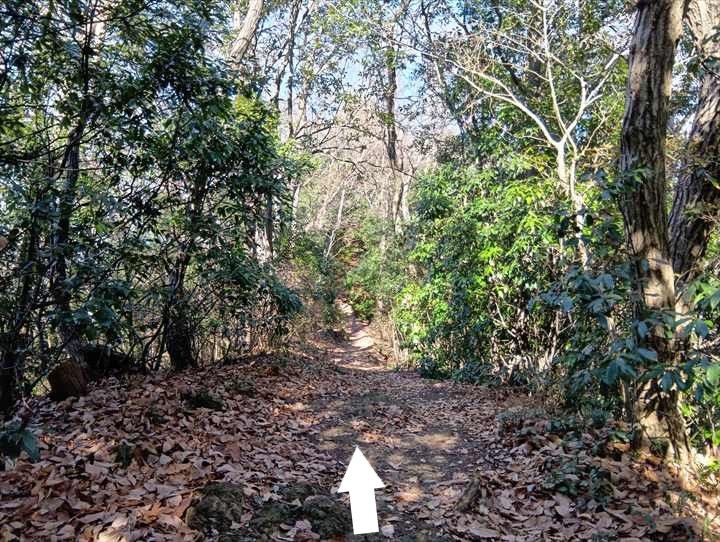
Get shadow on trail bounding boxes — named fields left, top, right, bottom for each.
left=303, top=303, right=714, bottom=541
left=305, top=302, right=497, bottom=539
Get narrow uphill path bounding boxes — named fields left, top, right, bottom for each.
left=0, top=311, right=714, bottom=541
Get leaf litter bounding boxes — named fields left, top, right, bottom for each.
left=0, top=332, right=718, bottom=541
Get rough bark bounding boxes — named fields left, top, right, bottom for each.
left=48, top=360, right=88, bottom=401
left=164, top=241, right=196, bottom=371
left=620, top=0, right=685, bottom=313
left=669, top=0, right=720, bottom=287
left=618, top=0, right=689, bottom=459
left=166, top=292, right=196, bottom=371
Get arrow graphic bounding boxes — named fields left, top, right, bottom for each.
left=338, top=446, right=385, bottom=535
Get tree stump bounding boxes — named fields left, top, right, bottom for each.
left=48, top=360, right=87, bottom=400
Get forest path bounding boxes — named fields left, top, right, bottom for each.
left=307, top=301, right=513, bottom=539
left=0, top=309, right=710, bottom=541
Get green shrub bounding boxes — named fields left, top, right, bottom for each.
left=0, top=421, right=39, bottom=463
left=393, top=161, right=562, bottom=385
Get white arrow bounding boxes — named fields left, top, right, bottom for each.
left=338, top=446, right=385, bottom=535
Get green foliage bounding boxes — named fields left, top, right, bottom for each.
left=393, top=159, right=562, bottom=384
left=344, top=217, right=404, bottom=322
left=537, top=176, right=720, bottom=450
left=289, top=231, right=344, bottom=327
left=0, top=421, right=39, bottom=463
left=0, top=0, right=301, bottom=410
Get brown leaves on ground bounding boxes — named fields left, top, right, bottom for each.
left=0, top=339, right=718, bottom=541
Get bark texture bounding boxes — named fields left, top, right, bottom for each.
left=164, top=252, right=197, bottom=371
left=48, top=360, right=88, bottom=401
left=669, top=0, right=720, bottom=284
left=619, top=0, right=686, bottom=313
left=618, top=0, right=689, bottom=459
left=166, top=297, right=196, bottom=371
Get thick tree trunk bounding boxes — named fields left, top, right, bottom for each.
left=619, top=1, right=684, bottom=313
left=618, top=0, right=689, bottom=460
left=669, top=0, right=720, bottom=290
left=164, top=246, right=198, bottom=370
left=165, top=288, right=196, bottom=371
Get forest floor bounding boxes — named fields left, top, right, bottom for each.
left=1, top=309, right=719, bottom=541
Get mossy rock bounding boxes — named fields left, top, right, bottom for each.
left=280, top=482, right=318, bottom=503
left=300, top=494, right=351, bottom=538
left=187, top=483, right=245, bottom=535
left=183, top=388, right=225, bottom=410
left=249, top=502, right=295, bottom=535
left=228, top=379, right=256, bottom=397
left=249, top=484, right=350, bottom=538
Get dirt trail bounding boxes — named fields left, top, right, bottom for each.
left=0, top=309, right=713, bottom=541
left=311, top=301, right=510, bottom=539
left=295, top=307, right=712, bottom=541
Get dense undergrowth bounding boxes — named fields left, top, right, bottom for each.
left=289, top=142, right=720, bottom=465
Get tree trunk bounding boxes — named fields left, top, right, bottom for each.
left=48, top=360, right=88, bottom=401
left=618, top=0, right=689, bottom=460
left=286, top=0, right=301, bottom=138
left=51, top=125, right=88, bottom=369
left=324, top=186, right=346, bottom=259
left=669, top=0, right=720, bottom=290
left=556, top=144, right=590, bottom=268
left=291, top=180, right=302, bottom=226
left=163, top=179, right=206, bottom=370
left=619, top=0, right=684, bottom=313
left=44, top=8, right=106, bottom=399
left=165, top=286, right=196, bottom=371
left=230, top=0, right=264, bottom=63
left=264, top=191, right=274, bottom=258
left=382, top=34, right=408, bottom=236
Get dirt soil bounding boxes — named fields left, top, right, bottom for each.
left=0, top=309, right=717, bottom=541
